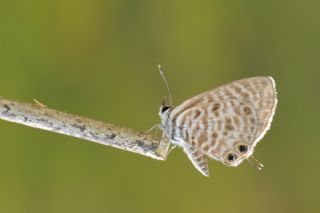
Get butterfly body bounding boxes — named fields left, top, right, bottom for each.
left=159, top=76, right=277, bottom=177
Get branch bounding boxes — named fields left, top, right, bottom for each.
left=0, top=96, right=170, bottom=160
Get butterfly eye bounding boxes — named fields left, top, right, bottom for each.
left=161, top=106, right=171, bottom=114
left=237, top=144, right=249, bottom=154
left=225, top=152, right=238, bottom=163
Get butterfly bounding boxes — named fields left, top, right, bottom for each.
left=158, top=67, right=277, bottom=177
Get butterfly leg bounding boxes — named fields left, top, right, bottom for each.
left=168, top=144, right=176, bottom=154
left=144, top=124, right=161, bottom=135
left=159, top=132, right=176, bottom=155
left=33, top=98, right=47, bottom=107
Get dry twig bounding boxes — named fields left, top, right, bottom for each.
left=0, top=96, right=170, bottom=160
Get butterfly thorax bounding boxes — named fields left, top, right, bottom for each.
left=159, top=105, right=173, bottom=135
left=159, top=105, right=184, bottom=146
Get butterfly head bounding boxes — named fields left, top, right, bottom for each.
left=157, top=65, right=175, bottom=130
left=159, top=105, right=173, bottom=117
left=159, top=95, right=173, bottom=128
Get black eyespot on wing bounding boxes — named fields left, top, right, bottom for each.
left=161, top=106, right=171, bottom=114
left=227, top=153, right=237, bottom=162
left=238, top=144, right=248, bottom=154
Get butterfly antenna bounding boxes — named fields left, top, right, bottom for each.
left=247, top=155, right=264, bottom=170
left=158, top=65, right=173, bottom=106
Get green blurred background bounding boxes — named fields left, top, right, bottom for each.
left=0, top=0, right=319, bottom=212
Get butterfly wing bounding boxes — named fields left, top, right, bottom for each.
left=182, top=143, right=209, bottom=176
left=170, top=76, right=277, bottom=165
left=176, top=101, right=259, bottom=161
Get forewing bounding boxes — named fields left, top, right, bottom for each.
left=171, top=76, right=277, bottom=147
left=171, top=77, right=277, bottom=161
